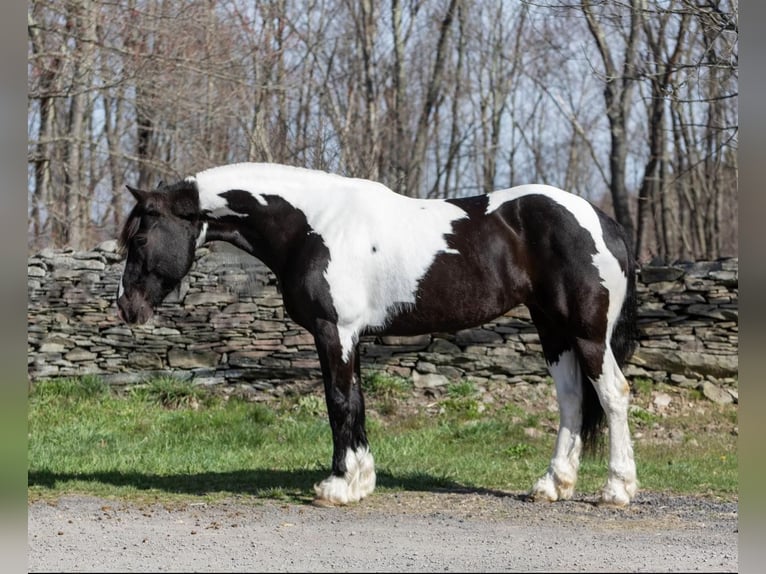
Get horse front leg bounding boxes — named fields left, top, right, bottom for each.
left=312, top=319, right=376, bottom=506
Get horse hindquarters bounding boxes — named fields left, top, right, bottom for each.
left=526, top=273, right=637, bottom=506
left=312, top=319, right=376, bottom=505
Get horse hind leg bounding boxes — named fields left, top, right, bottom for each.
left=576, top=339, right=638, bottom=507
left=529, top=343, right=584, bottom=503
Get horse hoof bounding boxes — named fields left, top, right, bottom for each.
left=528, top=475, right=560, bottom=503
left=598, top=488, right=632, bottom=508
left=599, top=475, right=637, bottom=508
left=527, top=487, right=558, bottom=503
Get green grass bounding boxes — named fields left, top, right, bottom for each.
left=28, top=375, right=737, bottom=504
left=362, top=371, right=413, bottom=415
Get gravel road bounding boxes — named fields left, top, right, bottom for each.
left=28, top=490, right=737, bottom=572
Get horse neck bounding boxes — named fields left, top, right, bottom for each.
left=201, top=202, right=309, bottom=280
left=193, top=164, right=349, bottom=278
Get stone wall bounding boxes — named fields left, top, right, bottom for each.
left=27, top=241, right=738, bottom=393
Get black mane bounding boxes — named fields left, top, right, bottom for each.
left=117, top=204, right=142, bottom=255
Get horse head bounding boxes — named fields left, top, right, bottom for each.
left=116, top=181, right=202, bottom=324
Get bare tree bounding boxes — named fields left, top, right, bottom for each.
left=634, top=2, right=690, bottom=260
left=405, top=0, right=460, bottom=197
left=27, top=0, right=737, bottom=259
left=581, top=0, right=644, bottom=253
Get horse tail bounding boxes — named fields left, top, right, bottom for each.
left=580, top=368, right=605, bottom=455
left=610, top=246, right=639, bottom=368
left=580, top=224, right=638, bottom=455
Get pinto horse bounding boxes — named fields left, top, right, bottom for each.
left=116, top=162, right=638, bottom=507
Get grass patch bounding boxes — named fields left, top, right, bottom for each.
left=28, top=376, right=738, bottom=504
left=31, top=375, right=109, bottom=402
left=130, top=376, right=212, bottom=409
left=446, top=379, right=477, bottom=398
left=631, top=377, right=654, bottom=398
left=362, top=371, right=413, bottom=416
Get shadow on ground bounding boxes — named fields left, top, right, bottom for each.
left=28, top=468, right=521, bottom=503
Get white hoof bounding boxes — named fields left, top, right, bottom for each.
left=529, top=466, right=576, bottom=502
left=313, top=446, right=376, bottom=506
left=599, top=476, right=638, bottom=507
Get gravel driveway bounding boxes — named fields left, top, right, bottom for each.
left=28, top=490, right=737, bottom=572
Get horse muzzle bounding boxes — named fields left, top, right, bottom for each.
left=116, top=293, right=154, bottom=325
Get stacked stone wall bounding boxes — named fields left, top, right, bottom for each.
left=27, top=242, right=738, bottom=393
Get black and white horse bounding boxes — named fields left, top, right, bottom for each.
left=116, top=162, right=639, bottom=507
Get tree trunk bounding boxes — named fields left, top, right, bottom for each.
left=405, top=0, right=459, bottom=198
left=64, top=0, right=97, bottom=248
left=582, top=0, right=643, bottom=254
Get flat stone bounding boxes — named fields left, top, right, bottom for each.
left=637, top=303, right=676, bottom=318
left=30, top=364, right=60, bottom=378
left=183, top=292, right=238, bottom=306
left=229, top=350, right=272, bottom=367
left=631, top=348, right=738, bottom=378
left=683, top=260, right=723, bottom=277
left=96, top=240, right=119, bottom=253
left=39, top=342, right=67, bottom=353
left=639, top=266, right=685, bottom=283
left=652, top=392, right=672, bottom=411
left=435, top=365, right=463, bottom=381
left=101, top=326, right=135, bottom=337
left=168, top=349, right=220, bottom=369
left=283, top=333, right=315, bottom=346
left=128, top=351, right=164, bottom=369
left=52, top=269, right=81, bottom=280
left=152, top=327, right=181, bottom=336
left=455, top=329, right=503, bottom=346
left=686, top=304, right=727, bottom=321
left=252, top=320, right=287, bottom=332
left=708, top=270, right=737, bottom=286
left=415, top=361, right=437, bottom=374
left=380, top=334, right=431, bottom=347
left=699, top=381, right=734, bottom=405
left=223, top=302, right=260, bottom=313
left=65, top=349, right=97, bottom=361
left=427, top=338, right=461, bottom=354
left=412, top=371, right=449, bottom=389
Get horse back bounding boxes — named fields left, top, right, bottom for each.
left=383, top=187, right=631, bottom=337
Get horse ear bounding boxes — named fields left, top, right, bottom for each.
left=126, top=185, right=150, bottom=204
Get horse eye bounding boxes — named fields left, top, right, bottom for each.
left=134, top=236, right=148, bottom=247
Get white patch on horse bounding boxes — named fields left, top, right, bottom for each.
left=593, top=347, right=637, bottom=506
left=486, top=184, right=626, bottom=339
left=195, top=221, right=208, bottom=248
left=530, top=350, right=583, bottom=502
left=189, top=176, right=253, bottom=218
left=313, top=446, right=376, bottom=505
left=194, top=163, right=468, bottom=361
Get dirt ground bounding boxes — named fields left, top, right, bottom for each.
left=28, top=490, right=738, bottom=572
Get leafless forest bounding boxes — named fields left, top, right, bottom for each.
left=27, top=0, right=737, bottom=263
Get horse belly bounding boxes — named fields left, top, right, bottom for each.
left=379, top=251, right=528, bottom=336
